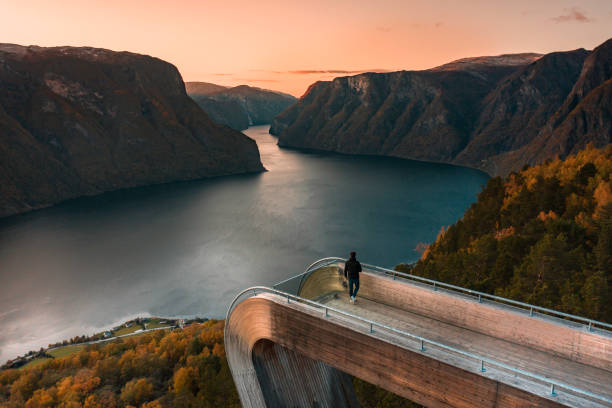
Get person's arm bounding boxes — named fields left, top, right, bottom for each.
left=344, top=261, right=348, bottom=279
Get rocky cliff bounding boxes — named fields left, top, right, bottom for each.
left=187, top=82, right=296, bottom=130
left=0, top=44, right=264, bottom=218
left=487, top=38, right=612, bottom=175
left=271, top=39, right=611, bottom=175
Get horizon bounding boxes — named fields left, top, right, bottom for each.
left=2, top=0, right=612, bottom=96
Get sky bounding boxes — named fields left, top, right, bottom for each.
left=2, top=0, right=611, bottom=96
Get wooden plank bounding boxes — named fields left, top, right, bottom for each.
left=366, top=272, right=611, bottom=371
left=225, top=294, right=573, bottom=408
left=323, top=292, right=612, bottom=398
left=252, top=339, right=359, bottom=407
left=304, top=270, right=612, bottom=371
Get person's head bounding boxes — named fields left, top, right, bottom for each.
left=350, top=251, right=356, bottom=259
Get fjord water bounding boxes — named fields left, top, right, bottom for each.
left=0, top=126, right=488, bottom=362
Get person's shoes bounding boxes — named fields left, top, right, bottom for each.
left=353, top=297, right=357, bottom=304
left=349, top=296, right=354, bottom=304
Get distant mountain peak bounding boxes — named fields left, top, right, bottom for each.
left=187, top=82, right=296, bottom=131
left=430, top=53, right=543, bottom=72
left=185, top=81, right=229, bottom=95
left=270, top=38, right=612, bottom=176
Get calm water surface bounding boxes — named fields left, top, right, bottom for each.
left=0, top=125, right=488, bottom=362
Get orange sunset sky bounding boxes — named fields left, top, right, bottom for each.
left=2, top=0, right=612, bottom=96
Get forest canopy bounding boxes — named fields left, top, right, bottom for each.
left=400, top=145, right=612, bottom=322
left=0, top=321, right=239, bottom=408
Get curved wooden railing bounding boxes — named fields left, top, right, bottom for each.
left=274, top=256, right=612, bottom=333
left=226, top=285, right=611, bottom=406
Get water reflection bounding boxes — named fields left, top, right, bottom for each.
left=0, top=125, right=488, bottom=362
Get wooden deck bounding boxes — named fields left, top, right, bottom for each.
left=226, top=266, right=612, bottom=407
left=322, top=292, right=612, bottom=400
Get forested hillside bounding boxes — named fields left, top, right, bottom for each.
left=399, top=145, right=612, bottom=322
left=0, top=321, right=238, bottom=408
left=0, top=321, right=419, bottom=407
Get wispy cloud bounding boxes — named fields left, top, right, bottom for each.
left=287, top=69, right=390, bottom=75
left=244, top=68, right=390, bottom=75
left=376, top=25, right=392, bottom=32
left=248, top=69, right=283, bottom=74
left=234, top=78, right=280, bottom=83
left=551, top=7, right=593, bottom=23
left=435, top=21, right=444, bottom=28
left=212, top=73, right=233, bottom=76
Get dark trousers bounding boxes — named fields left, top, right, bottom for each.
left=348, top=278, right=360, bottom=298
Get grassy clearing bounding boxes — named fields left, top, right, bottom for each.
left=48, top=344, right=85, bottom=359
left=113, top=324, right=143, bottom=337
left=21, top=357, right=52, bottom=369
left=145, top=322, right=170, bottom=329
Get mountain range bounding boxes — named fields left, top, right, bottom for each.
left=187, top=82, right=296, bottom=131
left=271, top=38, right=612, bottom=176
left=0, top=44, right=263, bottom=218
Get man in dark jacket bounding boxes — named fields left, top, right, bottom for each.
left=344, top=251, right=362, bottom=304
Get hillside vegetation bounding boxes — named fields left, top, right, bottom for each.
left=0, top=321, right=238, bottom=408
left=399, top=145, right=612, bottom=322
left=0, top=321, right=419, bottom=407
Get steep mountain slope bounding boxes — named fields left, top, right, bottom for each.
left=489, top=38, right=612, bottom=175
left=272, top=38, right=611, bottom=175
left=187, top=83, right=296, bottom=130
left=271, top=54, right=541, bottom=163
left=455, top=49, right=589, bottom=169
left=0, top=44, right=263, bottom=218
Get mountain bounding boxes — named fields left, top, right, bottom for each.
left=454, top=49, right=589, bottom=171
left=0, top=44, right=264, bottom=218
left=185, top=81, right=228, bottom=95
left=270, top=54, right=541, bottom=164
left=187, top=83, right=297, bottom=130
left=488, top=38, right=612, bottom=175
left=271, top=38, right=612, bottom=175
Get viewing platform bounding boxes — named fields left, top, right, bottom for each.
left=225, top=258, right=612, bottom=408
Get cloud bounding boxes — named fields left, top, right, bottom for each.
left=248, top=69, right=283, bottom=74
left=376, top=25, right=392, bottom=32
left=212, top=73, right=233, bottom=76
left=435, top=21, right=444, bottom=28
left=551, top=7, right=593, bottom=23
left=234, top=78, right=280, bottom=83
left=287, top=69, right=390, bottom=75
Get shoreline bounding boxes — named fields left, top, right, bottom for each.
left=1, top=316, right=209, bottom=370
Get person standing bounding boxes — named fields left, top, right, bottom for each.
left=344, top=251, right=362, bottom=304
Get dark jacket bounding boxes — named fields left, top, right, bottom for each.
left=344, top=257, right=362, bottom=280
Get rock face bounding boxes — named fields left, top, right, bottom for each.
left=0, top=44, right=264, bottom=218
left=187, top=82, right=296, bottom=130
left=271, top=39, right=612, bottom=175
left=488, top=38, right=612, bottom=175
left=455, top=49, right=589, bottom=169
